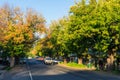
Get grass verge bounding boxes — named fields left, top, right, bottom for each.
left=66, top=62, right=87, bottom=68
left=2, top=66, right=12, bottom=71
left=59, top=62, right=96, bottom=70
left=112, top=70, right=120, bottom=75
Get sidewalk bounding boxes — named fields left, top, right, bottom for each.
left=2, top=64, right=29, bottom=80
left=0, top=65, right=6, bottom=80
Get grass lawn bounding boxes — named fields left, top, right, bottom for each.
left=112, top=70, right=120, bottom=75
left=66, top=62, right=87, bottom=68
left=59, top=62, right=96, bottom=70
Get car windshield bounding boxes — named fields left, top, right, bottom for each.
left=46, top=58, right=52, bottom=60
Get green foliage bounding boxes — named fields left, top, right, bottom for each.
left=12, top=0, right=119, bottom=62
left=0, top=5, right=46, bottom=59
left=66, top=62, right=87, bottom=68
left=63, top=0, right=120, bottom=58
left=35, top=0, right=120, bottom=60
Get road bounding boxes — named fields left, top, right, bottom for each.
left=3, top=59, right=120, bottom=80
left=27, top=59, right=120, bottom=80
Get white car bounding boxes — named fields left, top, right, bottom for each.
left=44, top=57, right=53, bottom=64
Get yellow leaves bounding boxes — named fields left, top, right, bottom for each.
left=14, top=34, right=25, bottom=43
left=102, top=30, right=109, bottom=37
left=35, top=23, right=46, bottom=33
left=27, top=31, right=34, bottom=40
left=31, top=49, right=37, bottom=55
left=3, top=22, right=34, bottom=44
left=0, top=4, right=48, bottom=58
left=115, top=39, right=119, bottom=45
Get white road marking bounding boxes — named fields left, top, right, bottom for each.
left=27, top=59, right=33, bottom=80
left=29, top=71, right=33, bottom=80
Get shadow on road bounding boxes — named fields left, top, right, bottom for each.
left=29, top=70, right=120, bottom=80
left=3, top=59, right=120, bottom=80
left=27, top=59, right=120, bottom=80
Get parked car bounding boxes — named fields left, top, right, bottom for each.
left=52, top=59, right=62, bottom=64
left=36, top=56, right=44, bottom=61
left=44, top=57, right=53, bottom=64
left=28, top=57, right=32, bottom=59
left=20, top=58, right=26, bottom=64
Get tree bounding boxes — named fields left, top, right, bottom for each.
left=65, top=0, right=93, bottom=64
left=49, top=18, right=72, bottom=62
left=65, top=0, right=120, bottom=67
left=0, top=5, right=46, bottom=67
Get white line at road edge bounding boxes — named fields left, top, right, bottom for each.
left=29, top=71, right=33, bottom=80
left=27, top=59, right=33, bottom=80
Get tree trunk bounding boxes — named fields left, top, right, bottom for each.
left=107, top=58, right=111, bottom=70
left=64, top=58, right=67, bottom=64
left=63, top=54, right=68, bottom=64
left=107, top=54, right=114, bottom=70
left=116, top=58, right=120, bottom=70
left=10, top=56, right=15, bottom=67
left=109, top=54, right=114, bottom=70
left=78, top=58, right=82, bottom=64
left=15, top=56, right=20, bottom=65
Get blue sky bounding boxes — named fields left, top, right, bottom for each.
left=0, top=0, right=75, bottom=25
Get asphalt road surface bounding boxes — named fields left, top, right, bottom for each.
left=27, top=59, right=120, bottom=80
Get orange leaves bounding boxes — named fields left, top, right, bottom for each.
left=13, top=35, right=25, bottom=44
left=0, top=4, right=47, bottom=58
left=4, top=23, right=34, bottom=44
left=0, top=4, right=46, bottom=50
left=26, top=8, right=46, bottom=33
left=35, top=23, right=46, bottom=33
left=31, top=49, right=37, bottom=55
